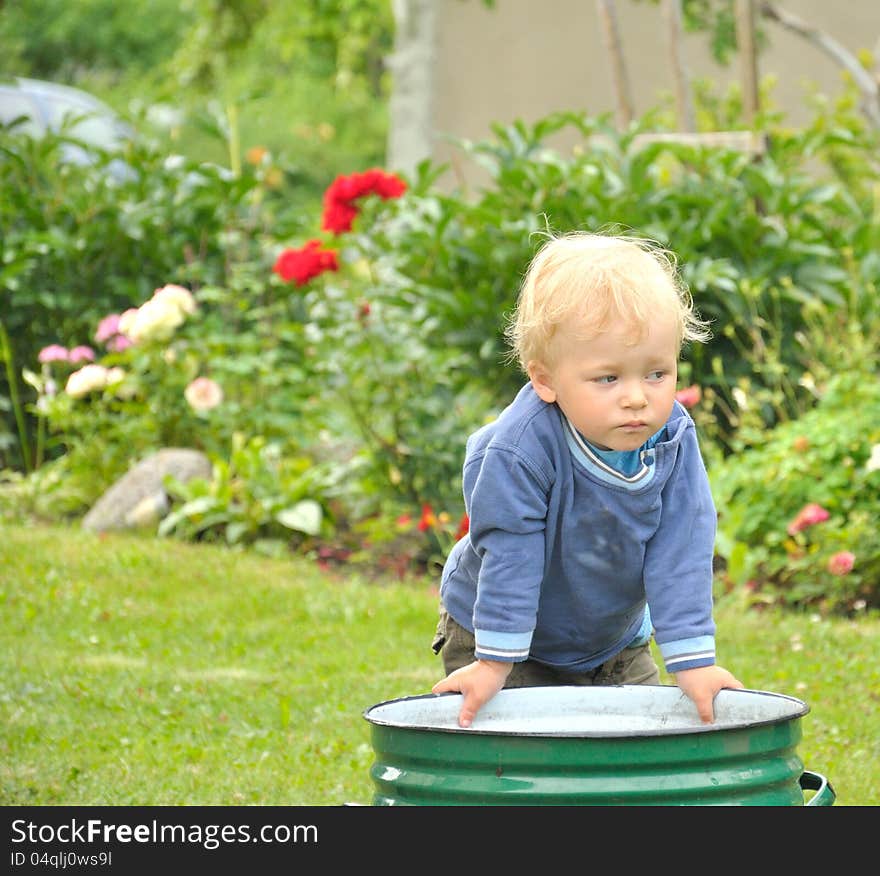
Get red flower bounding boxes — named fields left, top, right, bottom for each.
left=827, top=551, right=855, bottom=576
left=321, top=168, right=407, bottom=234
left=417, top=503, right=437, bottom=532
left=321, top=200, right=360, bottom=235
left=455, top=513, right=469, bottom=541
left=273, top=240, right=338, bottom=286
left=675, top=385, right=702, bottom=408
left=786, top=502, right=830, bottom=536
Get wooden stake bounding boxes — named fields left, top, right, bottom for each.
left=596, top=0, right=634, bottom=129
left=663, top=0, right=696, bottom=132
left=736, top=0, right=760, bottom=125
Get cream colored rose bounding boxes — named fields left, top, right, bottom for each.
left=116, top=307, right=139, bottom=338
left=123, top=295, right=186, bottom=343
left=66, top=364, right=110, bottom=398
left=152, top=284, right=197, bottom=316
left=117, top=286, right=196, bottom=344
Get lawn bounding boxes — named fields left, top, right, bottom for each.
left=1, top=523, right=877, bottom=806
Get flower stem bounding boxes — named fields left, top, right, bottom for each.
left=0, top=320, right=32, bottom=473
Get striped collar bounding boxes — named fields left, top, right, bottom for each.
left=560, top=412, right=660, bottom=487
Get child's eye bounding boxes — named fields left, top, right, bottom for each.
left=594, top=375, right=617, bottom=385
left=646, top=370, right=666, bottom=381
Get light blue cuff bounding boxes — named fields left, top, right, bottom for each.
left=659, top=635, right=716, bottom=672
left=474, top=628, right=532, bottom=663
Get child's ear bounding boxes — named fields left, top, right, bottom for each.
left=528, top=361, right=557, bottom=403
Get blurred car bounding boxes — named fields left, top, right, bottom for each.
left=0, top=77, right=236, bottom=187
left=0, top=76, right=135, bottom=174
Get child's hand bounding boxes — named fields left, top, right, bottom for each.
left=432, top=659, right=513, bottom=728
left=674, top=664, right=744, bottom=723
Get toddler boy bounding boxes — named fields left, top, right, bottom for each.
left=432, top=232, right=743, bottom=727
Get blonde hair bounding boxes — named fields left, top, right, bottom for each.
left=504, top=231, right=710, bottom=372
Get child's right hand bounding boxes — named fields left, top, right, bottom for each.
left=432, top=659, right=514, bottom=727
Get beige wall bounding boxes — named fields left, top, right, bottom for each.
left=428, top=0, right=879, bottom=184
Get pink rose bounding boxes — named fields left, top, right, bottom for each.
left=184, top=377, right=223, bottom=412
left=107, top=334, right=133, bottom=352
left=95, top=314, right=122, bottom=343
left=786, top=503, right=830, bottom=536
left=68, top=346, right=96, bottom=363
left=675, top=385, right=701, bottom=408
left=38, top=344, right=69, bottom=363
left=827, top=551, right=855, bottom=576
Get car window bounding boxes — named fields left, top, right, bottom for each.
left=0, top=91, right=44, bottom=137
left=40, top=93, right=123, bottom=149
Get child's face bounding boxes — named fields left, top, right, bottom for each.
left=528, top=313, right=679, bottom=451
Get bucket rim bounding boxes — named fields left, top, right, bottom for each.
left=363, top=684, right=810, bottom=738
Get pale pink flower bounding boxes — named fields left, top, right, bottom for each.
left=68, top=345, right=96, bottom=363
left=95, top=313, right=134, bottom=351
left=786, top=502, right=830, bottom=536
left=675, top=385, right=702, bottom=408
left=95, top=314, right=122, bottom=343
left=38, top=344, right=69, bottom=363
left=827, top=551, right=855, bottom=576
left=107, top=334, right=133, bottom=352
left=184, top=377, right=223, bottom=412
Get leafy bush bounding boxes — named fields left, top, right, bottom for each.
left=294, top=93, right=880, bottom=461
left=0, top=118, right=306, bottom=470
left=711, top=366, right=880, bottom=614
left=268, top=94, right=879, bottom=531
left=159, top=432, right=333, bottom=554
left=0, top=0, right=191, bottom=78
left=20, top=262, right=334, bottom=524
left=6, top=78, right=880, bottom=596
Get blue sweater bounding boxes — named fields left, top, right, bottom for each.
left=440, top=383, right=717, bottom=674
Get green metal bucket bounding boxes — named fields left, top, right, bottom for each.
left=363, top=685, right=835, bottom=806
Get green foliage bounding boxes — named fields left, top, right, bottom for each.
left=173, top=0, right=392, bottom=94
left=20, top=259, right=333, bottom=529
left=291, top=92, right=880, bottom=507
left=711, top=369, right=880, bottom=613
left=632, top=0, right=768, bottom=65
left=3, top=41, right=880, bottom=609
left=0, top=118, right=307, bottom=470
left=300, top=204, right=498, bottom=520
left=0, top=0, right=192, bottom=78
left=158, top=433, right=333, bottom=552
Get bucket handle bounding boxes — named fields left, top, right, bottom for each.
left=800, top=770, right=836, bottom=806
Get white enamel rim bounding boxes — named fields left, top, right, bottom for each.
left=363, top=685, right=810, bottom=737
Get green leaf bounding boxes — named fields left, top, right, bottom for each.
left=276, top=500, right=322, bottom=535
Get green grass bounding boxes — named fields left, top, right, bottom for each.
left=1, top=523, right=877, bottom=806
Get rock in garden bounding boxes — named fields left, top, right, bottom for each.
left=81, top=448, right=211, bottom=532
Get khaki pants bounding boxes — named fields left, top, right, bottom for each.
left=432, top=608, right=660, bottom=688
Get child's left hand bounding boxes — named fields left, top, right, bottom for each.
left=674, top=664, right=744, bottom=723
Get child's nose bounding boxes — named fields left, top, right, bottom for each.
left=622, top=382, right=648, bottom=408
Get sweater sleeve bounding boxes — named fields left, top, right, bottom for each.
left=465, top=444, right=551, bottom=662
left=643, top=425, right=717, bottom=673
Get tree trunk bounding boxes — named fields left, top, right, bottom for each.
left=736, top=0, right=760, bottom=125
left=596, top=0, right=634, bottom=129
left=386, top=0, right=436, bottom=176
left=663, top=0, right=696, bottom=131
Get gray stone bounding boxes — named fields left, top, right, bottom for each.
left=82, top=448, right=212, bottom=532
